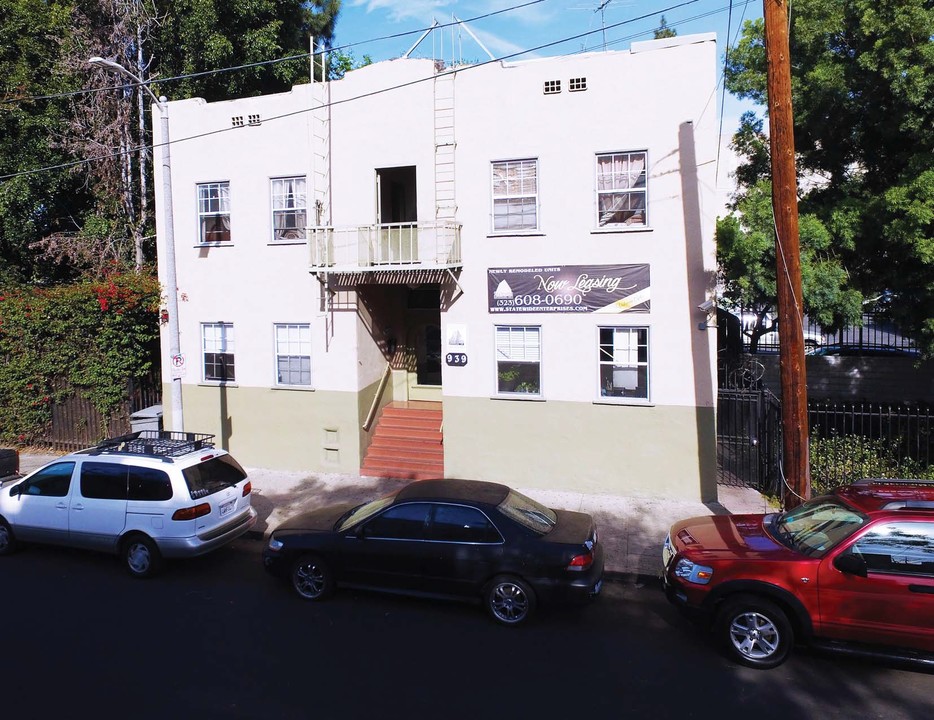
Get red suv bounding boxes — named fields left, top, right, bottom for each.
left=663, top=479, right=934, bottom=669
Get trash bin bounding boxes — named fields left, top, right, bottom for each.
left=130, top=404, right=164, bottom=433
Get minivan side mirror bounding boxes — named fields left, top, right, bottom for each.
left=833, top=552, right=868, bottom=578
left=9, top=483, right=22, bottom=497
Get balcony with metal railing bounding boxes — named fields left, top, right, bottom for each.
left=308, top=222, right=462, bottom=274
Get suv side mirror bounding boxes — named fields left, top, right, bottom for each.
left=833, top=552, right=868, bottom=578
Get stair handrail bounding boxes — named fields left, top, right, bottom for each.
left=363, top=363, right=393, bottom=432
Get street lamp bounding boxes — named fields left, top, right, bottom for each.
left=89, top=56, right=184, bottom=432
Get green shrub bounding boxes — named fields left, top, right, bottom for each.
left=810, top=434, right=934, bottom=495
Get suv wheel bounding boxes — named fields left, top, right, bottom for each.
left=123, top=534, right=163, bottom=578
left=716, top=595, right=793, bottom=669
left=0, top=518, right=17, bottom=555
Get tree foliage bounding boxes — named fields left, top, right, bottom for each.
left=723, top=0, right=934, bottom=354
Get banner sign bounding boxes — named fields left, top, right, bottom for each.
left=487, top=264, right=650, bottom=314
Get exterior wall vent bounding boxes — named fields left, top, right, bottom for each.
left=543, top=80, right=561, bottom=95
left=231, top=116, right=244, bottom=128
left=248, top=114, right=261, bottom=126
left=569, top=77, right=588, bottom=92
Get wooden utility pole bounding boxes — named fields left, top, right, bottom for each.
left=764, top=0, right=810, bottom=508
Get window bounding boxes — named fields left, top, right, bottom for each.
left=197, top=182, right=231, bottom=243
left=271, top=177, right=307, bottom=242
left=495, top=325, right=541, bottom=395
left=569, top=77, right=587, bottom=92
left=128, top=467, right=173, bottom=501
left=363, top=503, right=432, bottom=540
left=596, top=151, right=647, bottom=227
left=851, top=522, right=934, bottom=577
left=202, top=322, right=235, bottom=382
left=275, top=323, right=311, bottom=386
left=599, top=327, right=649, bottom=399
left=491, top=159, right=538, bottom=232
left=21, top=463, right=75, bottom=497
left=80, top=462, right=128, bottom=500
left=182, top=455, right=246, bottom=500
left=544, top=80, right=561, bottom=94
left=429, top=505, right=502, bottom=544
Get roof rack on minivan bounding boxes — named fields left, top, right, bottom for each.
left=88, top=431, right=216, bottom=459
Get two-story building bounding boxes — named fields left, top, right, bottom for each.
left=153, top=33, right=720, bottom=501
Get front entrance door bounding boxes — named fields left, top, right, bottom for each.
left=405, top=285, right=442, bottom=402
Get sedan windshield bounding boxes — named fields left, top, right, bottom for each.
left=497, top=489, right=557, bottom=535
left=769, top=496, right=867, bottom=557
left=336, top=494, right=396, bottom=532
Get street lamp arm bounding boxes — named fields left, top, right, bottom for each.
left=87, top=56, right=163, bottom=109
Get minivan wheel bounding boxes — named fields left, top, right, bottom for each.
left=123, top=534, right=163, bottom=578
left=0, top=518, right=16, bottom=555
left=291, top=554, right=334, bottom=601
left=716, top=595, right=793, bottom=669
left=485, top=575, right=535, bottom=626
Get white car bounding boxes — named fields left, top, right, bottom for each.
left=0, top=431, right=257, bottom=577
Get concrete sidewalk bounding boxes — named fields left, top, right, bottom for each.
left=18, top=453, right=777, bottom=579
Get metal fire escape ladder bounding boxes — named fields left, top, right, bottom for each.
left=311, top=54, right=336, bottom=333
left=434, top=69, right=457, bottom=225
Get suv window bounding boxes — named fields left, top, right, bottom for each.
left=429, top=504, right=502, bottom=543
left=22, top=462, right=75, bottom=497
left=80, top=462, right=128, bottom=500
left=182, top=455, right=246, bottom=499
left=851, top=522, right=934, bottom=577
left=128, top=466, right=173, bottom=501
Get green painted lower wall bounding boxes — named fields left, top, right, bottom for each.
left=442, top=398, right=718, bottom=502
left=163, top=384, right=366, bottom=472
left=164, top=385, right=717, bottom=501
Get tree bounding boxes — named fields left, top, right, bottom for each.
left=653, top=15, right=677, bottom=39
left=717, top=180, right=863, bottom=352
left=723, top=1, right=934, bottom=354
left=327, top=47, right=372, bottom=81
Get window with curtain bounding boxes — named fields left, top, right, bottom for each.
left=598, top=327, right=649, bottom=399
left=596, top=151, right=647, bottom=227
left=202, top=322, right=235, bottom=382
left=198, top=182, right=232, bottom=243
left=275, top=323, right=312, bottom=386
left=495, top=325, right=541, bottom=395
left=491, top=159, right=538, bottom=232
left=271, top=177, right=307, bottom=242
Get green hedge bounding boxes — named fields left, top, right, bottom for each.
left=0, top=272, right=161, bottom=443
left=810, top=434, right=934, bottom=495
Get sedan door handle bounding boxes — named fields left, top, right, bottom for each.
left=908, top=584, right=934, bottom=595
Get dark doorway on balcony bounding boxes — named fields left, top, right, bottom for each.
left=376, top=166, right=417, bottom=224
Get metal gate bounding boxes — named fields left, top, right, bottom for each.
left=717, top=388, right=783, bottom=496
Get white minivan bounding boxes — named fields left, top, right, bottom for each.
left=0, top=431, right=257, bottom=577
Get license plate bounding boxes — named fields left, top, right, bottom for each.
left=219, top=499, right=236, bottom=517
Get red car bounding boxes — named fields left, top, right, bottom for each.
left=663, top=479, right=934, bottom=668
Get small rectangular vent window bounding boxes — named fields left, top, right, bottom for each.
left=569, top=77, right=587, bottom=92
left=248, top=114, right=261, bottom=126
left=231, top=116, right=244, bottom=128
left=543, top=80, right=561, bottom=95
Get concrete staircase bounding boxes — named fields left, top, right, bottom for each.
left=361, top=401, right=444, bottom=480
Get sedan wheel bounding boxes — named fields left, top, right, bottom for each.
left=291, top=554, right=334, bottom=601
left=486, top=576, right=535, bottom=626
left=123, top=535, right=163, bottom=578
left=717, top=596, right=793, bottom=669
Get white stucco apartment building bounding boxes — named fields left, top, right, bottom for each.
left=153, top=33, right=721, bottom=501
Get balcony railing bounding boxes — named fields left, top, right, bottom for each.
left=309, top=222, right=462, bottom=273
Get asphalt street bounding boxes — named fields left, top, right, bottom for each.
left=2, top=538, right=930, bottom=720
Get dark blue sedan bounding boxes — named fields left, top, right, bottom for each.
left=263, top=478, right=604, bottom=625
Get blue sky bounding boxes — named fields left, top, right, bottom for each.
left=329, top=0, right=763, bottom=131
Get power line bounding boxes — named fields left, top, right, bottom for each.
left=1, top=0, right=548, bottom=107
left=1, top=0, right=709, bottom=183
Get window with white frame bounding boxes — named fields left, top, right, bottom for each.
left=495, top=325, right=541, bottom=395
left=275, top=323, right=311, bottom=386
left=596, top=151, right=647, bottom=227
left=598, top=327, right=648, bottom=399
left=271, top=177, right=307, bottom=242
left=198, top=182, right=231, bottom=243
left=491, top=159, right=538, bottom=232
left=202, top=322, right=235, bottom=382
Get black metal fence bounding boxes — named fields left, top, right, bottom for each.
left=717, top=388, right=783, bottom=497
left=737, top=311, right=917, bottom=354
